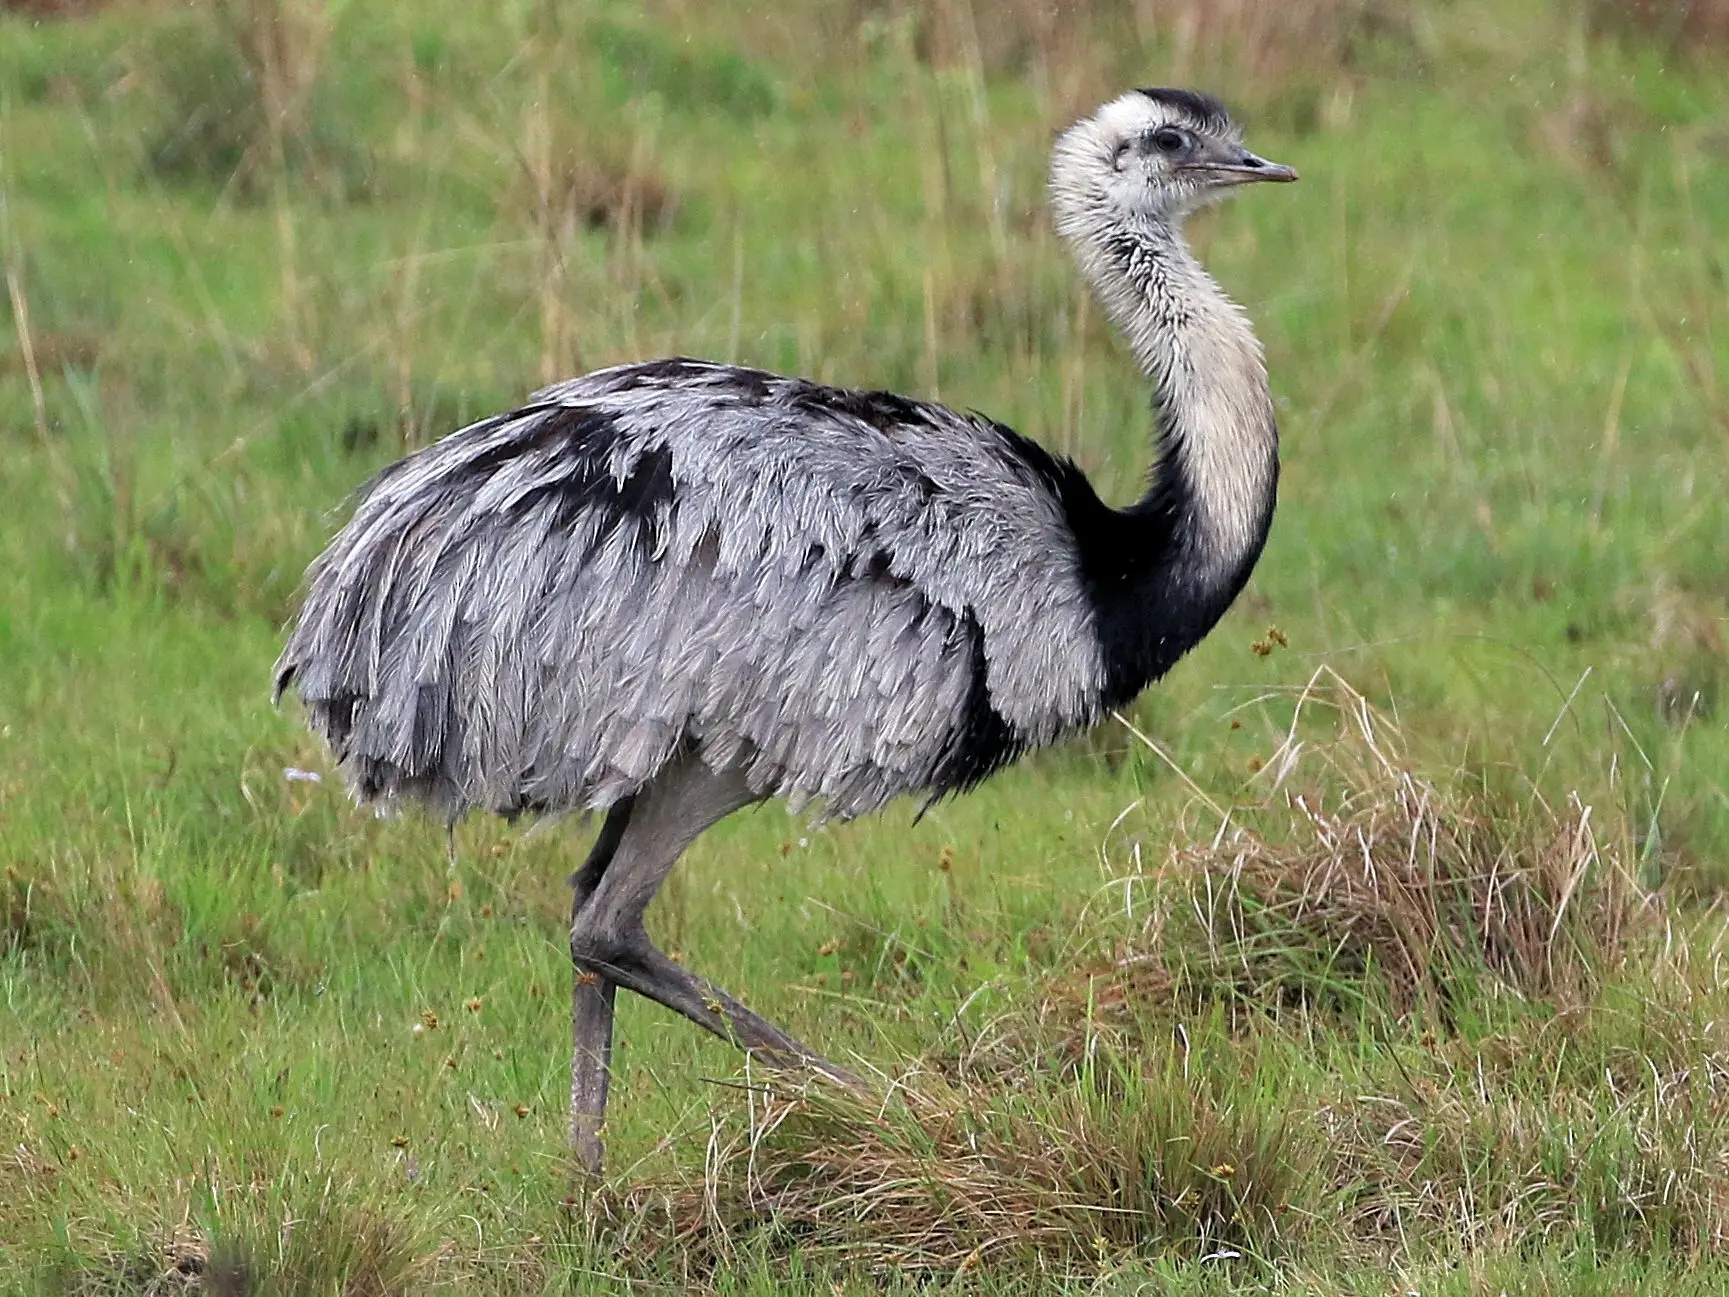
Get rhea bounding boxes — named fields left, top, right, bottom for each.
left=276, top=89, right=1296, bottom=1173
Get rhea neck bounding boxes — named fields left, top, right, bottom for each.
left=1059, top=207, right=1281, bottom=704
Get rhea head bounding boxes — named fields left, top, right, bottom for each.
left=1050, top=88, right=1296, bottom=235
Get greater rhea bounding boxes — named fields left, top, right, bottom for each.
left=276, top=89, right=1297, bottom=1173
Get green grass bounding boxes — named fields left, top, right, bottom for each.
left=2, top=0, right=1728, bottom=1290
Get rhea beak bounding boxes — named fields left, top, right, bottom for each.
left=1180, top=149, right=1299, bottom=186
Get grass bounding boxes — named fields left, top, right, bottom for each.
left=1, top=0, right=1727, bottom=1290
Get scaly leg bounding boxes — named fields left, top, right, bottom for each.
left=569, top=759, right=861, bottom=1107
left=568, top=796, right=635, bottom=1176
left=582, top=937, right=856, bottom=1084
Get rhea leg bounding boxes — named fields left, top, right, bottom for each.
left=568, top=796, right=635, bottom=1175
left=570, top=758, right=858, bottom=1094
left=588, top=939, right=852, bottom=1072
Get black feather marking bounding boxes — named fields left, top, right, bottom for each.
left=482, top=407, right=678, bottom=555
left=614, top=357, right=712, bottom=384
left=928, top=611, right=1023, bottom=796
left=603, top=362, right=953, bottom=444
left=458, top=404, right=608, bottom=481
left=784, top=381, right=941, bottom=437
left=597, top=363, right=952, bottom=448
left=845, top=547, right=894, bottom=582
left=713, top=365, right=777, bottom=402
left=1136, top=88, right=1232, bottom=134
left=599, top=442, right=676, bottom=552
left=598, top=356, right=774, bottom=398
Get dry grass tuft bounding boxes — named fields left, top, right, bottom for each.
left=862, top=0, right=1408, bottom=117
left=0, top=0, right=112, bottom=17
left=624, top=1055, right=1315, bottom=1279
left=1591, top=0, right=1729, bottom=51
left=143, top=0, right=368, bottom=200
left=1324, top=1044, right=1729, bottom=1252
left=45, top=1206, right=430, bottom=1296
left=506, top=126, right=679, bottom=245
left=1085, top=670, right=1658, bottom=1027
left=495, top=17, right=684, bottom=389
left=1530, top=87, right=1646, bottom=181
left=1133, top=0, right=1412, bottom=94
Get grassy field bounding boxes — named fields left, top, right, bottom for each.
left=2, top=0, right=1728, bottom=1290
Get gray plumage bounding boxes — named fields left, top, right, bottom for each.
left=279, top=362, right=1101, bottom=821
left=275, top=89, right=1298, bottom=1174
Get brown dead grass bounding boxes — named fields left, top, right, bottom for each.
left=855, top=0, right=1409, bottom=119
left=38, top=1200, right=431, bottom=1296
left=506, top=133, right=679, bottom=243
left=1073, top=670, right=1659, bottom=1030
left=0, top=0, right=112, bottom=17
left=143, top=0, right=341, bottom=196
left=620, top=1053, right=1316, bottom=1279
left=1592, top=0, right=1729, bottom=50
left=1323, top=1045, right=1729, bottom=1252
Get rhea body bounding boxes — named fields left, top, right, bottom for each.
left=275, top=89, right=1296, bottom=1173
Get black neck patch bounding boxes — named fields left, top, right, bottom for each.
left=984, top=414, right=1274, bottom=710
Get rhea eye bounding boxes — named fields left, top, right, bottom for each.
left=1151, top=127, right=1188, bottom=155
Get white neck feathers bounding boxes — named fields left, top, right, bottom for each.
left=1054, top=195, right=1280, bottom=589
